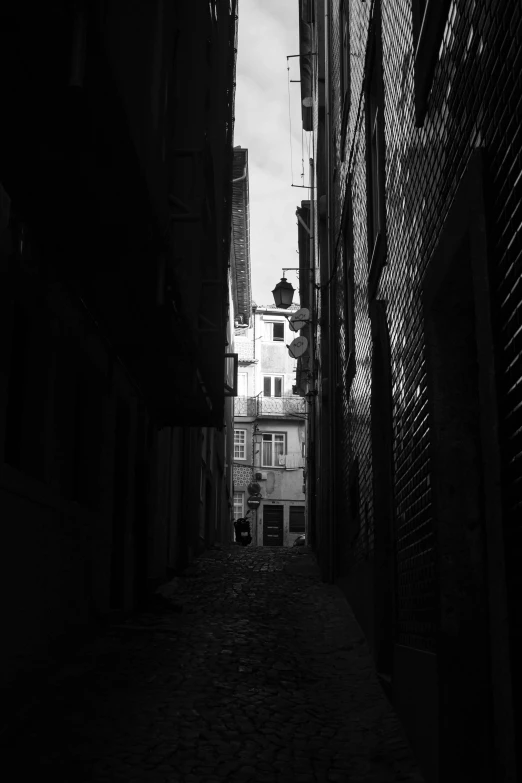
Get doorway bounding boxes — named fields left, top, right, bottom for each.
left=263, top=504, right=284, bottom=546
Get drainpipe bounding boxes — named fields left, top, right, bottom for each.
left=309, top=159, right=317, bottom=558
left=325, top=0, right=335, bottom=583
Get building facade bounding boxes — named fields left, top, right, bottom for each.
left=298, top=1, right=520, bottom=782
left=0, top=1, right=239, bottom=691
left=233, top=306, right=307, bottom=546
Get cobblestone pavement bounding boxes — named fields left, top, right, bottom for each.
left=1, top=546, right=426, bottom=782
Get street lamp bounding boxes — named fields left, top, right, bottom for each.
left=272, top=275, right=295, bottom=309
left=253, top=427, right=263, bottom=467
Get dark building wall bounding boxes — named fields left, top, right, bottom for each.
left=0, top=0, right=238, bottom=690
left=0, top=208, right=232, bottom=689
left=0, top=233, right=136, bottom=684
left=0, top=1, right=237, bottom=426
left=307, top=0, right=520, bottom=780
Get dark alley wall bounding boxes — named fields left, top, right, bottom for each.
left=303, top=1, right=520, bottom=781
left=0, top=0, right=238, bottom=690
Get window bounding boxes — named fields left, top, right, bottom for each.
left=289, top=506, right=305, bottom=533
left=237, top=372, right=247, bottom=397
left=233, top=492, right=244, bottom=519
left=262, top=433, right=286, bottom=467
left=234, top=429, right=246, bottom=460
left=365, top=5, right=386, bottom=299
left=342, top=183, right=356, bottom=386
left=266, top=321, right=285, bottom=341
left=340, top=0, right=350, bottom=159
left=412, top=0, right=451, bottom=126
left=263, top=376, right=283, bottom=397
left=224, top=352, right=238, bottom=396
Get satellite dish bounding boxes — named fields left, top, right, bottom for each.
left=287, top=335, right=308, bottom=359
left=289, top=307, right=310, bottom=332
left=302, top=97, right=313, bottom=108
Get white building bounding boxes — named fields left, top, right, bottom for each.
left=233, top=304, right=307, bottom=546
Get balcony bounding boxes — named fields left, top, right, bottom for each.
left=234, top=397, right=258, bottom=417
left=234, top=396, right=306, bottom=418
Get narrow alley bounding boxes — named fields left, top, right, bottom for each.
left=1, top=546, right=424, bottom=783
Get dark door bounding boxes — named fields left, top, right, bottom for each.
left=263, top=504, right=284, bottom=546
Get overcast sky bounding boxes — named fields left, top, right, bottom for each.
left=234, top=0, right=311, bottom=308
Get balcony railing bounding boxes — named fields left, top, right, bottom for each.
left=234, top=395, right=306, bottom=417
left=234, top=397, right=258, bottom=417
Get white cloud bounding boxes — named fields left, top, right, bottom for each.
left=235, top=0, right=311, bottom=307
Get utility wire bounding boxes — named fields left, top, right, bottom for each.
left=287, top=63, right=295, bottom=185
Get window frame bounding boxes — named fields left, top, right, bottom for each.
left=224, top=352, right=238, bottom=396
left=265, top=320, right=285, bottom=342
left=237, top=371, right=248, bottom=397
left=234, top=428, right=247, bottom=460
left=263, top=375, right=284, bottom=398
left=412, top=0, right=452, bottom=127
left=272, top=321, right=285, bottom=341
left=364, top=5, right=387, bottom=302
left=339, top=0, right=350, bottom=161
left=261, top=432, right=287, bottom=468
left=233, top=491, right=244, bottom=519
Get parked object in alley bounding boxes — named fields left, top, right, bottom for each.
left=293, top=534, right=306, bottom=547
left=233, top=515, right=252, bottom=546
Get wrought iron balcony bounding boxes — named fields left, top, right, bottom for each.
left=234, top=396, right=258, bottom=417
left=234, top=395, right=306, bottom=418
left=257, top=395, right=306, bottom=416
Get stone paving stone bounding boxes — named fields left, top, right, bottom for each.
left=1, top=545, right=427, bottom=783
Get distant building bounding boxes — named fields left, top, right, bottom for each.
left=233, top=305, right=306, bottom=546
